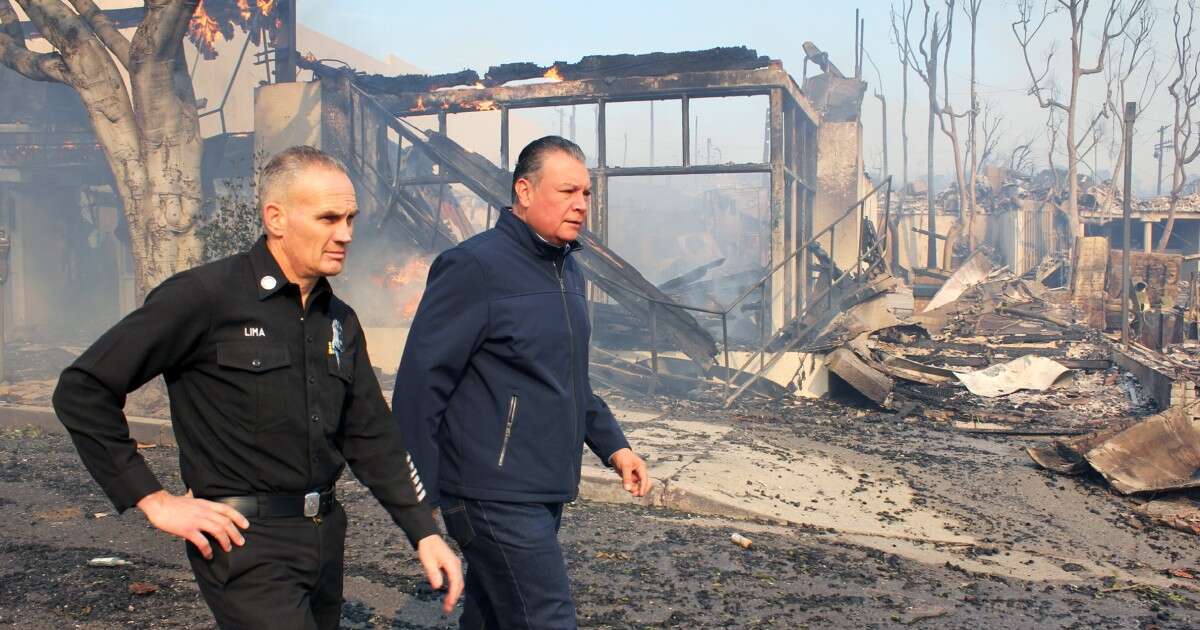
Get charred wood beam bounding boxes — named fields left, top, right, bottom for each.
left=396, top=175, right=458, bottom=186
left=300, top=60, right=821, bottom=126
left=658, top=258, right=726, bottom=292
left=801, top=42, right=846, bottom=79
left=485, top=47, right=769, bottom=85
left=910, top=226, right=947, bottom=241
left=356, top=69, right=481, bottom=95
left=392, top=186, right=458, bottom=251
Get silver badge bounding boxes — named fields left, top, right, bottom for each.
left=259, top=275, right=277, bottom=291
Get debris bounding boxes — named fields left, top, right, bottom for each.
left=87, top=557, right=132, bottom=567
left=954, top=356, right=1070, bottom=398
left=902, top=607, right=949, bottom=625
left=1025, top=419, right=1139, bottom=474
left=923, top=249, right=993, bottom=313
left=1084, top=408, right=1200, bottom=494
left=826, top=347, right=895, bottom=407
left=34, top=507, right=82, bottom=522
left=1168, top=568, right=1199, bottom=580
left=1071, top=236, right=1109, bottom=329
left=730, top=532, right=753, bottom=549
left=1133, top=498, right=1200, bottom=536
left=128, top=582, right=158, bottom=596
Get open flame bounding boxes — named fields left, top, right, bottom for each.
left=473, top=100, right=497, bottom=111
left=382, top=257, right=432, bottom=320
left=188, top=1, right=221, bottom=55
left=414, top=95, right=427, bottom=111
left=543, top=65, right=564, bottom=82
left=189, top=0, right=278, bottom=59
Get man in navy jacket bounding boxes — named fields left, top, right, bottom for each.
left=393, top=136, right=650, bottom=628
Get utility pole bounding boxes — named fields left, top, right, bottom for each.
left=1155, top=124, right=1170, bottom=196
left=1122, top=102, right=1136, bottom=347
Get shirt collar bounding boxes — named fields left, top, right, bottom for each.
left=247, top=236, right=333, bottom=302
left=497, top=207, right=581, bottom=259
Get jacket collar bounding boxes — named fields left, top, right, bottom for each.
left=497, top=207, right=582, bottom=260
left=247, top=236, right=332, bottom=302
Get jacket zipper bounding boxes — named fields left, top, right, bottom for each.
left=553, top=257, right=581, bottom=452
left=498, top=393, right=519, bottom=466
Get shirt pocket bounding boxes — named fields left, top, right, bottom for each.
left=215, top=341, right=293, bottom=429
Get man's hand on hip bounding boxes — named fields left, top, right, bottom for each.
left=609, top=448, right=652, bottom=497
left=416, top=534, right=464, bottom=614
left=136, top=490, right=250, bottom=560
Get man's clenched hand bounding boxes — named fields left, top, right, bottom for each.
left=136, top=490, right=250, bottom=560
left=609, top=448, right=652, bottom=497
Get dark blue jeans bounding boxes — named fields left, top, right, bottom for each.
left=439, top=494, right=576, bottom=629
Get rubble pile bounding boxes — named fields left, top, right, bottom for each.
left=809, top=250, right=1156, bottom=433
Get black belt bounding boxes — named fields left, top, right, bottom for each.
left=204, top=489, right=335, bottom=518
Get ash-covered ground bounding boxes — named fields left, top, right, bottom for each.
left=3, top=392, right=1200, bottom=629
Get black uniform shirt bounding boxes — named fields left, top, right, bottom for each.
left=52, top=237, right=436, bottom=546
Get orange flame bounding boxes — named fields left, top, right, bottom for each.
left=384, top=257, right=432, bottom=320
left=257, top=0, right=276, bottom=14
left=473, top=100, right=497, bottom=111
left=473, top=81, right=486, bottom=89
left=236, top=0, right=252, bottom=21
left=189, top=1, right=221, bottom=51
left=543, top=65, right=564, bottom=82
left=414, top=95, right=427, bottom=111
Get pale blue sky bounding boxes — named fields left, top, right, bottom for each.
left=299, top=1, right=1183, bottom=194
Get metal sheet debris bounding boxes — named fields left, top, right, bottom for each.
left=1084, top=408, right=1200, bottom=494
left=923, top=249, right=993, bottom=313
left=954, top=356, right=1071, bottom=398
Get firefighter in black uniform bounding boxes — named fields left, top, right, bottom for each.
left=51, top=146, right=462, bottom=629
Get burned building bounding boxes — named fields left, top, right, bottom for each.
left=254, top=44, right=884, bottom=397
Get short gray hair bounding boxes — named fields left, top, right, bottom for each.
left=512, top=136, right=586, bottom=203
left=258, top=145, right=350, bottom=210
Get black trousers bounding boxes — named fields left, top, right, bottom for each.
left=187, top=502, right=347, bottom=629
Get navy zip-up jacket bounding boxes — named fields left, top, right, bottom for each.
left=392, top=208, right=630, bottom=505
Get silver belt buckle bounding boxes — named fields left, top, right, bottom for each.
left=303, top=491, right=320, bottom=518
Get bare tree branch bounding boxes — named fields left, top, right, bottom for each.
left=978, top=104, right=1003, bottom=169
left=68, top=0, right=131, bottom=68
left=1013, top=0, right=1069, bottom=111
left=0, top=32, right=68, bottom=82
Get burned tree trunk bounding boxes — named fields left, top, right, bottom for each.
left=1160, top=0, right=1200, bottom=252
left=0, top=0, right=203, bottom=301
left=1013, top=0, right=1149, bottom=248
